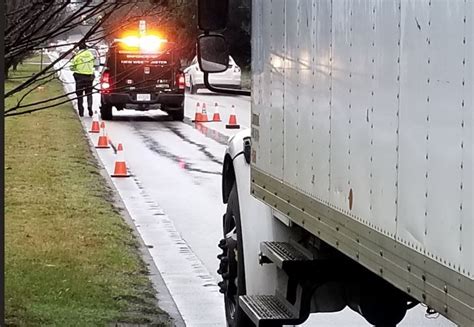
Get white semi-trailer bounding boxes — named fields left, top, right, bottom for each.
left=197, top=0, right=473, bottom=326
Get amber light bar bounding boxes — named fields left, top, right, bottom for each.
left=116, top=35, right=168, bottom=53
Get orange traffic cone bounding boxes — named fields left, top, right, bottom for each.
left=200, top=103, right=209, bottom=122
left=96, top=122, right=110, bottom=149
left=111, top=143, right=130, bottom=177
left=226, top=105, right=240, bottom=129
left=212, top=102, right=221, bottom=122
left=193, top=102, right=202, bottom=122
left=89, top=110, right=100, bottom=133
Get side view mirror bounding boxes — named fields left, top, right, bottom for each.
left=197, top=34, right=229, bottom=73
left=198, top=0, right=229, bottom=31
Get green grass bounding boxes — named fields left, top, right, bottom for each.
left=5, top=64, right=171, bottom=326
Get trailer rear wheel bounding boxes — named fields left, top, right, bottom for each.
left=351, top=275, right=409, bottom=326
left=218, top=185, right=252, bottom=327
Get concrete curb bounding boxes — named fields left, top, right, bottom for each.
left=182, top=116, right=232, bottom=146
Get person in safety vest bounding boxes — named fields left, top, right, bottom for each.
left=71, top=42, right=98, bottom=117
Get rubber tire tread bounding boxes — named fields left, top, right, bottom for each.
left=224, top=185, right=253, bottom=327
left=170, top=107, right=184, bottom=121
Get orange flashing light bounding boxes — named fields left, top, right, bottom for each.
left=117, top=34, right=167, bottom=53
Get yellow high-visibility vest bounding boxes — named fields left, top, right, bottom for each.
left=71, top=49, right=95, bottom=75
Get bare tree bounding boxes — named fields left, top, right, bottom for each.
left=4, top=1, right=157, bottom=116
left=4, top=0, right=201, bottom=117
left=7, top=1, right=100, bottom=75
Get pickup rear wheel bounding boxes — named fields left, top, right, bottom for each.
left=100, top=103, right=113, bottom=120
left=218, top=185, right=252, bottom=327
left=163, top=105, right=184, bottom=121
left=170, top=107, right=184, bottom=121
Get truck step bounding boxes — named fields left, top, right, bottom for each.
left=260, top=241, right=314, bottom=270
left=239, top=295, right=301, bottom=327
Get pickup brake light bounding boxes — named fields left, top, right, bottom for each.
left=100, top=71, right=111, bottom=93
left=177, top=73, right=185, bottom=90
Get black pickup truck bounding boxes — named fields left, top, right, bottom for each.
left=99, top=38, right=185, bottom=121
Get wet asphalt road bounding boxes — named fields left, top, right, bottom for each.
left=94, top=109, right=229, bottom=326
left=104, top=110, right=227, bottom=282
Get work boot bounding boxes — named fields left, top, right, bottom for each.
left=88, top=108, right=93, bottom=117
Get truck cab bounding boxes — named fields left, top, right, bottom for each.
left=99, top=33, right=185, bottom=121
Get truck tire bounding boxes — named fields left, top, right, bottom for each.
left=163, top=105, right=184, bottom=121
left=169, top=107, right=184, bottom=121
left=218, top=185, right=253, bottom=327
left=100, top=103, right=113, bottom=120
left=358, top=276, right=408, bottom=327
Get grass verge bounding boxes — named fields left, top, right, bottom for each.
left=5, top=63, right=171, bottom=326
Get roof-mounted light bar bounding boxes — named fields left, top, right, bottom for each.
left=116, top=35, right=168, bottom=53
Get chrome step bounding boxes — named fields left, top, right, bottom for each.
left=240, top=242, right=326, bottom=325
left=260, top=241, right=314, bottom=270
left=239, top=294, right=301, bottom=327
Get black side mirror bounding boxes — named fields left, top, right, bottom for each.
left=198, top=0, right=229, bottom=31
left=197, top=34, right=229, bottom=73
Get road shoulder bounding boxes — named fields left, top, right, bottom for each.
left=87, top=137, right=186, bottom=327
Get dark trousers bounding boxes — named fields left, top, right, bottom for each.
left=73, top=73, right=94, bottom=115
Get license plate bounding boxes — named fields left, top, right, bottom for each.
left=137, top=93, right=151, bottom=101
